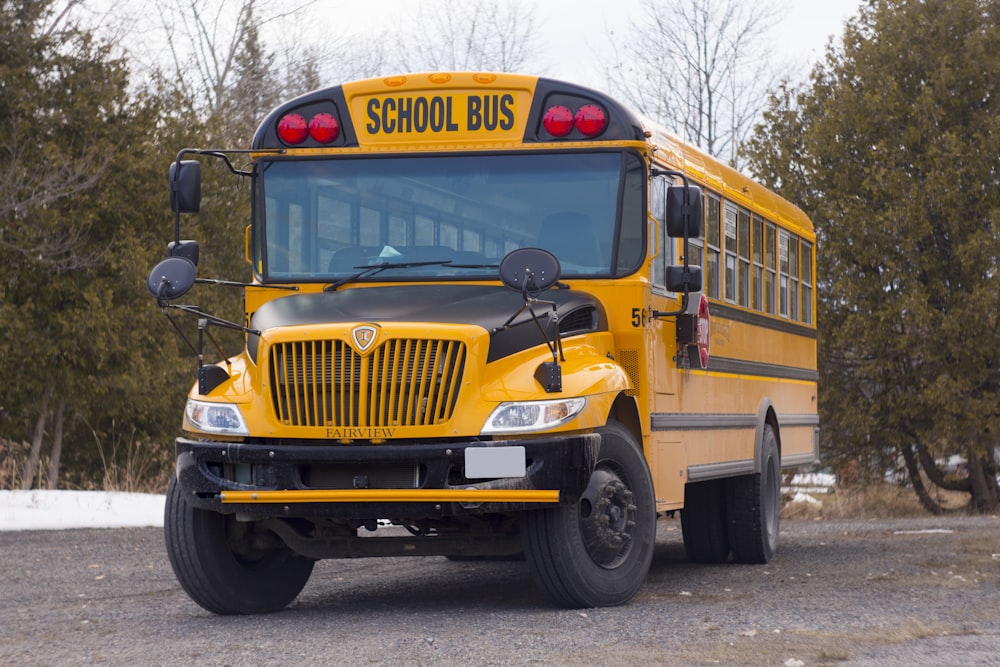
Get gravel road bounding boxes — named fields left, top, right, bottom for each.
left=1, top=515, right=997, bottom=666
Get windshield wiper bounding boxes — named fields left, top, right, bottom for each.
left=323, top=260, right=453, bottom=291
left=447, top=263, right=500, bottom=269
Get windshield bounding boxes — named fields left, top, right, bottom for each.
left=258, top=151, right=645, bottom=282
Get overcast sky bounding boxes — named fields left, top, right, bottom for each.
left=315, top=0, right=865, bottom=89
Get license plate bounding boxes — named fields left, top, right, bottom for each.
left=465, top=446, right=526, bottom=479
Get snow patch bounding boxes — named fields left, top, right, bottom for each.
left=789, top=492, right=823, bottom=506
left=0, top=490, right=165, bottom=531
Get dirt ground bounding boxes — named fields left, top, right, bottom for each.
left=1, top=513, right=998, bottom=666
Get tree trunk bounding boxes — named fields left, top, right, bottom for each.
left=967, top=454, right=999, bottom=513
left=20, top=393, right=51, bottom=490
left=900, top=443, right=943, bottom=515
left=45, top=400, right=67, bottom=490
left=916, top=442, right=970, bottom=492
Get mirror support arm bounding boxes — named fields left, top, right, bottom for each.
left=650, top=168, right=701, bottom=319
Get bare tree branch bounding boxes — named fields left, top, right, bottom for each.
left=606, top=0, right=786, bottom=168
left=393, top=0, right=541, bottom=73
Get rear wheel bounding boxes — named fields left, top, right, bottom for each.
left=680, top=478, right=730, bottom=563
left=728, top=424, right=781, bottom=563
left=164, top=476, right=315, bottom=614
left=522, top=422, right=656, bottom=608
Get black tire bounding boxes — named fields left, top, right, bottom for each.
left=727, top=424, right=781, bottom=564
left=680, top=478, right=731, bottom=563
left=164, top=476, right=315, bottom=614
left=522, top=422, right=656, bottom=608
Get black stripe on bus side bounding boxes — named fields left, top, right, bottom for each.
left=705, top=357, right=820, bottom=383
left=709, top=302, right=818, bottom=339
left=651, top=413, right=755, bottom=431
left=651, top=412, right=820, bottom=431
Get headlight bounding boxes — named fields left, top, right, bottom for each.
left=185, top=399, right=249, bottom=436
left=481, top=397, right=586, bottom=434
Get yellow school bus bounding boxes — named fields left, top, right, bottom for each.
left=148, top=71, right=818, bottom=614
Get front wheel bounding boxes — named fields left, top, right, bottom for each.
left=522, top=422, right=656, bottom=608
left=164, top=476, right=315, bottom=614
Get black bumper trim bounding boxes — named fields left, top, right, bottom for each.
left=174, top=435, right=599, bottom=520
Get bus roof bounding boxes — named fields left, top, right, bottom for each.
left=647, top=124, right=814, bottom=238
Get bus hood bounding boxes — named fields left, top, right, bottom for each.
left=247, top=284, right=606, bottom=363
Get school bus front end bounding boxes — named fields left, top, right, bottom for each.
left=173, top=284, right=631, bottom=516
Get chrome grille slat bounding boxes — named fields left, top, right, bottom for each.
left=270, top=338, right=466, bottom=428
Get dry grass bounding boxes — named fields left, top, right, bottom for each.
left=1, top=431, right=171, bottom=493
left=0, top=438, right=31, bottom=489
left=92, top=430, right=173, bottom=494
left=782, top=482, right=949, bottom=520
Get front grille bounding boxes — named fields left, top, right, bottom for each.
left=269, top=338, right=466, bottom=428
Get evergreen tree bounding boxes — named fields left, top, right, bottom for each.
left=0, top=1, right=190, bottom=489
left=744, top=0, right=1000, bottom=512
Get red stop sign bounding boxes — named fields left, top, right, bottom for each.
left=696, top=294, right=710, bottom=368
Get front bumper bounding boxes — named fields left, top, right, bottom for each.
left=174, top=434, right=599, bottom=520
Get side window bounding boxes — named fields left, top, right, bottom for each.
left=415, top=214, right=435, bottom=245
left=752, top=215, right=764, bottom=311
left=439, top=221, right=458, bottom=250
left=705, top=194, right=721, bottom=299
left=616, top=155, right=646, bottom=275
left=724, top=203, right=738, bottom=303
left=765, top=223, right=777, bottom=314
left=737, top=208, right=750, bottom=307
left=649, top=174, right=670, bottom=291
left=462, top=228, right=481, bottom=253
left=688, top=194, right=704, bottom=285
left=789, top=237, right=800, bottom=320
left=388, top=212, right=409, bottom=246
left=265, top=198, right=310, bottom=275
left=779, top=230, right=790, bottom=318
left=360, top=206, right=380, bottom=246
left=801, top=241, right=814, bottom=325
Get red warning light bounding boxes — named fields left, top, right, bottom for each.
left=542, top=105, right=574, bottom=137
left=308, top=113, right=340, bottom=144
left=574, top=104, right=608, bottom=137
left=277, top=113, right=308, bottom=145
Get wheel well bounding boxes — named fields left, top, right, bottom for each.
left=753, top=401, right=781, bottom=474
left=608, top=393, right=641, bottom=444
left=766, top=407, right=781, bottom=456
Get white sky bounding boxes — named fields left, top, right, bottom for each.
left=533, top=0, right=863, bottom=86
left=318, top=0, right=865, bottom=89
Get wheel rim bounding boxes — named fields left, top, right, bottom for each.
left=578, top=465, right=638, bottom=568
left=763, top=454, right=780, bottom=545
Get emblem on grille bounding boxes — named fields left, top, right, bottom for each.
left=350, top=325, right=379, bottom=353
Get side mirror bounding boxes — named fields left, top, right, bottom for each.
left=666, top=264, right=702, bottom=293
left=168, top=239, right=199, bottom=266
left=666, top=185, right=702, bottom=238
left=499, top=247, right=564, bottom=393
left=499, top=247, right=561, bottom=294
left=169, top=160, right=201, bottom=213
left=147, top=256, right=197, bottom=301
